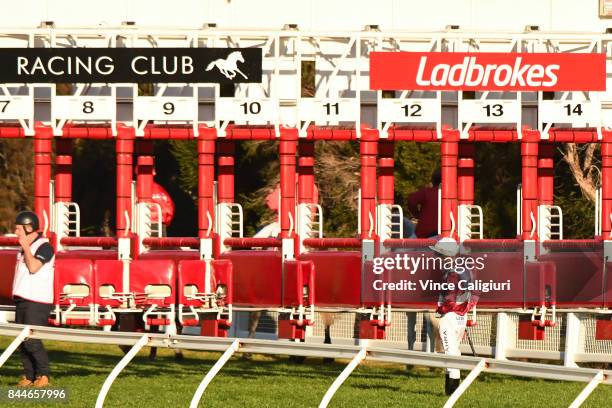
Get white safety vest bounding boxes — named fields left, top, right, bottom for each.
left=12, top=237, right=55, bottom=304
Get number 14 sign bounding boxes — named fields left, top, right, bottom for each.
left=538, top=99, right=601, bottom=134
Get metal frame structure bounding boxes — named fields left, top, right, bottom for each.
left=0, top=323, right=609, bottom=407
left=0, top=28, right=610, bottom=136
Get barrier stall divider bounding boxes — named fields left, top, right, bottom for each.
left=0, top=326, right=30, bottom=368
left=319, top=347, right=367, bottom=408
left=569, top=370, right=606, bottom=408
left=95, top=334, right=150, bottom=408
left=190, top=338, right=240, bottom=408
left=443, top=359, right=487, bottom=408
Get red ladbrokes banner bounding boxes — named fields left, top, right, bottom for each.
left=370, top=52, right=606, bottom=91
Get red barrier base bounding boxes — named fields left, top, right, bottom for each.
left=146, top=318, right=171, bottom=326
left=359, top=320, right=387, bottom=340
left=200, top=317, right=231, bottom=337
left=595, top=318, right=612, bottom=340
left=181, top=318, right=200, bottom=326
left=97, top=318, right=116, bottom=326
left=65, top=318, right=91, bottom=326
left=518, top=318, right=545, bottom=340
left=278, top=319, right=308, bottom=340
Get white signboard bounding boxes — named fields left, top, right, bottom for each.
left=0, top=96, right=33, bottom=121
left=134, top=97, right=197, bottom=122
left=460, top=99, right=521, bottom=124
left=378, top=98, right=441, bottom=124
left=299, top=99, right=359, bottom=125
left=52, top=96, right=116, bottom=121
left=538, top=100, right=600, bottom=127
left=216, top=98, right=276, bottom=125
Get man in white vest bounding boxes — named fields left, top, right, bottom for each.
left=12, top=211, right=54, bottom=387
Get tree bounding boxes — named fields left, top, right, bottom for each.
left=0, top=139, right=33, bottom=233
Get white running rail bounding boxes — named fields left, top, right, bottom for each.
left=0, top=324, right=610, bottom=407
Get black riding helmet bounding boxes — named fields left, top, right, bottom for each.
left=15, top=211, right=40, bottom=234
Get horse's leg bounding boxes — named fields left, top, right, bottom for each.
left=322, top=312, right=335, bottom=363
left=247, top=311, right=261, bottom=338
left=174, top=322, right=184, bottom=361
left=235, top=68, right=248, bottom=79
left=242, top=311, right=261, bottom=360
left=149, top=325, right=159, bottom=360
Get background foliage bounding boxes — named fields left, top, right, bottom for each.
left=0, top=137, right=597, bottom=239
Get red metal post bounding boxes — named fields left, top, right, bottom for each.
left=602, top=141, right=612, bottom=239
left=521, top=138, right=539, bottom=240
left=440, top=134, right=459, bottom=239
left=199, top=128, right=217, bottom=239
left=457, top=142, right=475, bottom=206
left=297, top=141, right=315, bottom=204
left=297, top=140, right=316, bottom=255
left=217, top=140, right=235, bottom=204
left=34, top=126, right=53, bottom=229
left=116, top=127, right=135, bottom=236
left=538, top=142, right=554, bottom=206
left=55, top=139, right=73, bottom=203
left=377, top=141, right=394, bottom=205
left=135, top=140, right=154, bottom=202
left=360, top=129, right=379, bottom=239
left=280, top=128, right=298, bottom=238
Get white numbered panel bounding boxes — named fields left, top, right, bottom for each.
left=216, top=98, right=276, bottom=126
left=0, top=93, right=34, bottom=134
left=298, top=98, right=359, bottom=126
left=52, top=95, right=117, bottom=135
left=377, top=98, right=441, bottom=124
left=52, top=96, right=116, bottom=121
left=134, top=97, right=197, bottom=121
left=538, top=100, right=600, bottom=128
left=133, top=96, right=198, bottom=135
left=460, top=99, right=521, bottom=125
left=0, top=96, right=33, bottom=121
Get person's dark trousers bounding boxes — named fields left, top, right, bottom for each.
left=14, top=297, right=52, bottom=381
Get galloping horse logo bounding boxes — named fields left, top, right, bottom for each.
left=205, top=51, right=248, bottom=80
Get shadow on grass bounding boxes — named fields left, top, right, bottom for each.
left=1, top=342, right=435, bottom=386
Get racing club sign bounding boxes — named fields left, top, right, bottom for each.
left=0, top=48, right=262, bottom=83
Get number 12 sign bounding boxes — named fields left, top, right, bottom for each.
left=378, top=98, right=441, bottom=124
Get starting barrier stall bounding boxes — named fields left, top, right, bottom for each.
left=0, top=27, right=610, bottom=377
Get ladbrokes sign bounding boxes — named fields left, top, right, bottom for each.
left=370, top=52, right=606, bottom=91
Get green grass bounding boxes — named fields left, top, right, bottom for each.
left=0, top=336, right=610, bottom=408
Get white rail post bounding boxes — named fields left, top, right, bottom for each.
left=319, top=347, right=367, bottom=408
left=494, top=313, right=510, bottom=360
left=190, top=339, right=240, bottom=408
left=95, top=334, right=149, bottom=408
left=564, top=312, right=581, bottom=368
left=443, top=359, right=487, bottom=408
left=568, top=370, right=605, bottom=408
left=0, top=326, right=30, bottom=368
